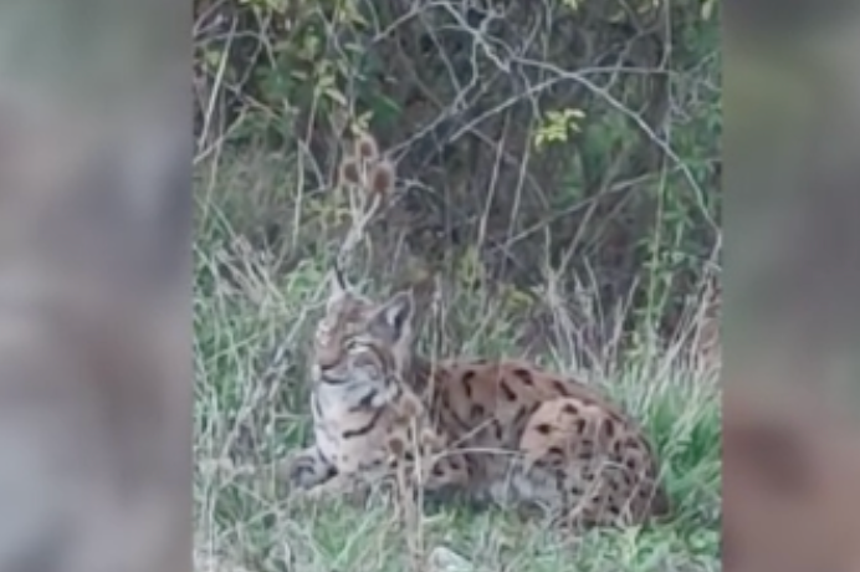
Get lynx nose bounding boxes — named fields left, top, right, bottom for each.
left=317, top=353, right=338, bottom=371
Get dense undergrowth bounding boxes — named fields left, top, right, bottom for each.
left=193, top=151, right=721, bottom=572
left=192, top=0, right=721, bottom=570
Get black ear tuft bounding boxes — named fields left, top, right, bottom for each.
left=326, top=262, right=350, bottom=311
left=332, top=260, right=349, bottom=291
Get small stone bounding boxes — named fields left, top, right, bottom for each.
left=428, top=546, right=474, bottom=572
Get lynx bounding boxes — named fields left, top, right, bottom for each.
left=282, top=132, right=669, bottom=528
left=283, top=268, right=471, bottom=502
left=283, top=271, right=670, bottom=528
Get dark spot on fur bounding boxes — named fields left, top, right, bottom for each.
left=432, top=465, right=445, bottom=476
left=450, top=459, right=462, bottom=470
left=461, top=370, right=476, bottom=398
left=543, top=456, right=565, bottom=470
left=548, top=446, right=564, bottom=457
left=602, top=419, right=616, bottom=439
left=575, top=419, right=587, bottom=434
left=342, top=408, right=384, bottom=439
left=469, top=404, right=486, bottom=419
left=562, top=403, right=579, bottom=416
left=625, top=458, right=637, bottom=470
left=551, top=379, right=569, bottom=395
left=350, top=389, right=378, bottom=411
left=492, top=420, right=504, bottom=440
left=535, top=423, right=552, bottom=435
left=387, top=436, right=405, bottom=454
left=512, top=368, right=534, bottom=385
left=500, top=381, right=517, bottom=401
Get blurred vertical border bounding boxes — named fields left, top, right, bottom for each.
left=0, top=1, right=191, bottom=571
left=724, top=0, right=860, bottom=569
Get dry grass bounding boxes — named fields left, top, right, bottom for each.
left=193, top=152, right=721, bottom=572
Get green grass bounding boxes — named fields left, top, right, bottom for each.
left=193, top=154, right=721, bottom=572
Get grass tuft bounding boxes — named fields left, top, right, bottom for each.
left=194, top=153, right=721, bottom=572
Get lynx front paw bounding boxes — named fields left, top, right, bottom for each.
left=287, top=472, right=374, bottom=508
left=277, top=447, right=336, bottom=495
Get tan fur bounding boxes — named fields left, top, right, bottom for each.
left=280, top=272, right=470, bottom=501
left=286, top=277, right=669, bottom=529
left=421, top=358, right=669, bottom=526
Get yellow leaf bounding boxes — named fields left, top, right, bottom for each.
left=324, top=87, right=347, bottom=107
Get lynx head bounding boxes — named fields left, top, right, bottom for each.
left=313, top=265, right=416, bottom=389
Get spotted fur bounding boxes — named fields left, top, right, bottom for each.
left=408, top=355, right=670, bottom=527
left=284, top=270, right=671, bottom=529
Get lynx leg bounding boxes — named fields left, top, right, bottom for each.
left=278, top=445, right=337, bottom=492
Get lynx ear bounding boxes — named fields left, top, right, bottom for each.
left=326, top=262, right=350, bottom=310
left=368, top=289, right=414, bottom=344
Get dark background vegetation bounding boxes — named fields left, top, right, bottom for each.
left=192, top=0, right=721, bottom=362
